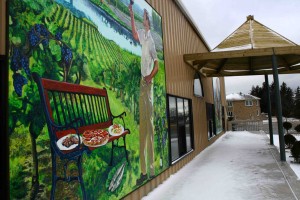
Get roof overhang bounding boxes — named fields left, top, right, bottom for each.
left=183, top=46, right=300, bottom=77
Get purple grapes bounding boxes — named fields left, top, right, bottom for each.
left=28, top=24, right=50, bottom=47
left=34, top=24, right=49, bottom=38
left=28, top=28, right=40, bottom=47
left=13, top=73, right=28, bottom=97
left=41, top=38, right=49, bottom=47
left=35, top=24, right=50, bottom=47
left=10, top=48, right=21, bottom=72
left=55, top=31, right=62, bottom=41
left=20, top=56, right=30, bottom=76
left=61, top=45, right=73, bottom=66
left=10, top=47, right=30, bottom=75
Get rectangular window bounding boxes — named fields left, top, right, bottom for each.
left=227, top=101, right=233, bottom=107
left=167, top=95, right=194, bottom=163
left=206, top=103, right=215, bottom=139
left=228, top=111, right=233, bottom=116
left=245, top=100, right=253, bottom=106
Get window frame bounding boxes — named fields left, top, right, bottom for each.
left=206, top=102, right=216, bottom=140
left=167, top=94, right=194, bottom=165
left=193, top=72, right=204, bottom=98
left=245, top=99, right=253, bottom=106
left=227, top=101, right=233, bottom=107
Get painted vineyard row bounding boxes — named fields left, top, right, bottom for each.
left=45, top=4, right=137, bottom=72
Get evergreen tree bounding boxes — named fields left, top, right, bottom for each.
left=280, top=82, right=294, bottom=120
left=261, top=82, right=269, bottom=114
left=294, top=87, right=300, bottom=119
left=250, top=81, right=296, bottom=118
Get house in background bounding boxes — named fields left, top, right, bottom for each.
left=226, top=93, right=261, bottom=121
left=226, top=93, right=263, bottom=131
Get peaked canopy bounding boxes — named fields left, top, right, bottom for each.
left=184, top=15, right=300, bottom=77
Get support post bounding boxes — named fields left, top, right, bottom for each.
left=272, top=50, right=286, bottom=161
left=264, top=75, right=273, bottom=145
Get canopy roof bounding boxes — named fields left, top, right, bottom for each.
left=184, top=15, right=300, bottom=77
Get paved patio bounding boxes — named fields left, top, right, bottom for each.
left=142, top=131, right=300, bottom=200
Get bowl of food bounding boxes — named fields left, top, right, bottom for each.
left=108, top=124, right=124, bottom=136
left=57, top=134, right=82, bottom=151
left=82, top=129, right=109, bottom=147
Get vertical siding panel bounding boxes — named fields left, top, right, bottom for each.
left=124, top=0, right=226, bottom=199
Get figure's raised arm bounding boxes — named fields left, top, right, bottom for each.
left=128, top=4, right=139, bottom=42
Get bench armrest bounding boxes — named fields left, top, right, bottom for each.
left=50, top=117, right=84, bottom=152
left=112, top=111, right=127, bottom=130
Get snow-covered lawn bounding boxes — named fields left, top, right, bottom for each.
left=267, top=133, right=300, bottom=178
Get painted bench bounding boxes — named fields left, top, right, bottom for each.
left=32, top=72, right=130, bottom=200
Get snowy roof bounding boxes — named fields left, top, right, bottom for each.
left=226, top=93, right=260, bottom=101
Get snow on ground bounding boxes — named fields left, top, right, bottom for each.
left=142, top=131, right=299, bottom=200
left=267, top=133, right=300, bottom=179
left=262, top=117, right=300, bottom=178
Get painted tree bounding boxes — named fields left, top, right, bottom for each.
left=9, top=2, right=74, bottom=196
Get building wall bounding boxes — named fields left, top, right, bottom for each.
left=228, top=100, right=261, bottom=121
left=3, top=0, right=226, bottom=199
left=124, top=0, right=226, bottom=199
left=0, top=0, right=5, bottom=55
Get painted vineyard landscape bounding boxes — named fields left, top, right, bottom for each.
left=9, top=0, right=168, bottom=199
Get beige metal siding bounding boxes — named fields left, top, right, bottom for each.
left=124, top=0, right=226, bottom=199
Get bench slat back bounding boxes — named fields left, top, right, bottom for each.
left=37, top=76, right=113, bottom=139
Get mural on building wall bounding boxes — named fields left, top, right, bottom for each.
left=8, top=0, right=168, bottom=199
left=213, top=77, right=223, bottom=134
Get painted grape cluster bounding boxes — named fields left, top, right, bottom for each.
left=10, top=24, right=73, bottom=97
left=28, top=24, right=50, bottom=47
left=13, top=73, right=28, bottom=96
left=61, top=44, right=73, bottom=66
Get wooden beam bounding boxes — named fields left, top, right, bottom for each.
left=216, top=58, right=228, bottom=73
left=183, top=46, right=300, bottom=62
left=248, top=56, right=253, bottom=73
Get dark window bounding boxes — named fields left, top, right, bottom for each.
left=222, top=106, right=225, bottom=131
left=206, top=102, right=216, bottom=139
left=167, top=95, right=194, bottom=163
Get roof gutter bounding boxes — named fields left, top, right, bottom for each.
left=174, top=0, right=211, bottom=51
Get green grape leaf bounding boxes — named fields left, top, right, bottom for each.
left=49, top=40, right=62, bottom=61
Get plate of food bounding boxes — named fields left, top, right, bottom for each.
left=57, top=134, right=82, bottom=151
left=82, top=129, right=109, bottom=147
left=108, top=124, right=124, bottom=136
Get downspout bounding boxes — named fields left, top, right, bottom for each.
left=272, top=49, right=286, bottom=161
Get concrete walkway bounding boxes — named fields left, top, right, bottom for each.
left=142, top=131, right=300, bottom=200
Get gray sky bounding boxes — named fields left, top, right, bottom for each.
left=179, top=0, right=300, bottom=95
